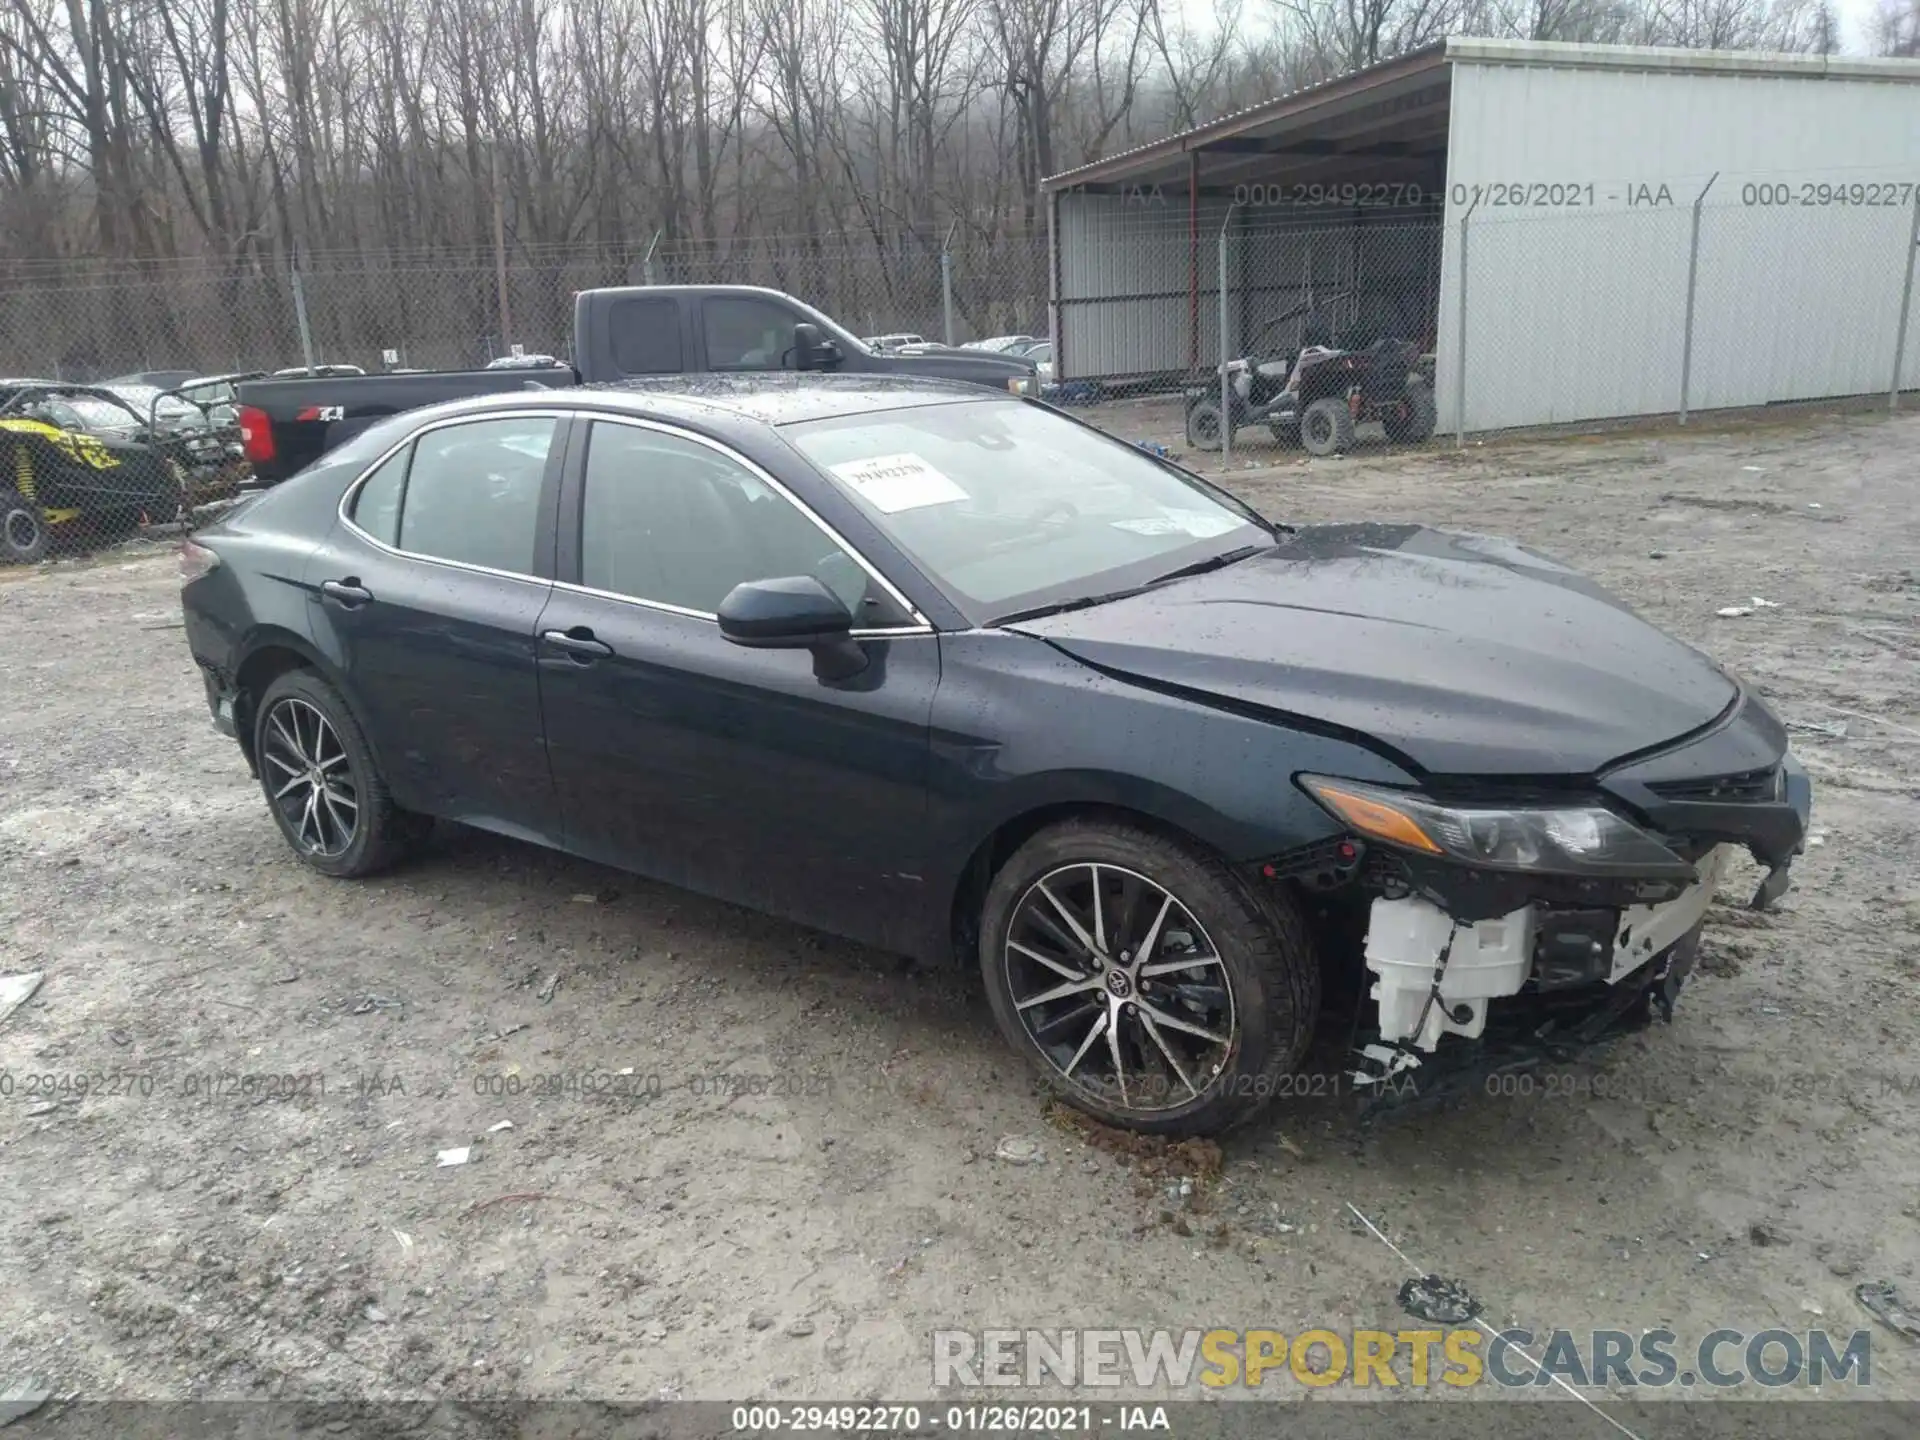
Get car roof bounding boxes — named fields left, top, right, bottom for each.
left=12, top=383, right=125, bottom=401
left=445, top=373, right=1011, bottom=429
left=104, top=370, right=197, bottom=386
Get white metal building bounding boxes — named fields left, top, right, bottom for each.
left=1043, top=39, right=1920, bottom=433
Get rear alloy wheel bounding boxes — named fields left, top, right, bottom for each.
left=1, top=491, right=48, bottom=564
left=1300, top=396, right=1355, bottom=457
left=979, top=821, right=1320, bottom=1135
left=253, top=670, right=430, bottom=877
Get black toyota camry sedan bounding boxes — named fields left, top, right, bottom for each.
left=180, top=376, right=1811, bottom=1134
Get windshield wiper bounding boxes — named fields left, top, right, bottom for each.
left=1144, top=542, right=1270, bottom=587
left=991, top=585, right=1157, bottom=627
left=993, top=544, right=1272, bottom=627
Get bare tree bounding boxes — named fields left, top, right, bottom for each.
left=1876, top=0, right=1920, bottom=53
left=984, top=0, right=1152, bottom=227
left=1277, top=0, right=1459, bottom=78
left=0, top=0, right=1874, bottom=306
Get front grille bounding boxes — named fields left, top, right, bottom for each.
left=1647, top=765, right=1780, bottom=805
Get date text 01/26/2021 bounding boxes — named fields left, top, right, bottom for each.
left=1449, top=180, right=1919, bottom=208
left=730, top=1405, right=1170, bottom=1433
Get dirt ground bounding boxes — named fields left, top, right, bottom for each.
left=1, top=402, right=1918, bottom=1415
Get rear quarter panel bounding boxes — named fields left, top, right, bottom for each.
left=181, top=458, right=365, bottom=705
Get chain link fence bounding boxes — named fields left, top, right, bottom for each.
left=1164, top=192, right=1920, bottom=460
left=5, top=198, right=1918, bottom=564
left=1133, top=206, right=1444, bottom=457
left=0, top=231, right=1051, bottom=563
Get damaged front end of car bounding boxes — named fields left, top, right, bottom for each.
left=1275, top=694, right=1812, bottom=1105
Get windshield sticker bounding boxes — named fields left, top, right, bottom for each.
left=1112, top=510, right=1241, bottom=538
left=829, top=453, right=969, bottom=513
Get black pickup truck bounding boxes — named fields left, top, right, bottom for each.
left=235, top=285, right=1040, bottom=484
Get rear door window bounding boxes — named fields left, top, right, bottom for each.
left=608, top=296, right=684, bottom=375
left=349, top=447, right=409, bottom=546
left=391, top=416, right=556, bottom=574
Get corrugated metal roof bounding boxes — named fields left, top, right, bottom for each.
left=1041, top=44, right=1446, bottom=192
left=1042, top=38, right=1920, bottom=192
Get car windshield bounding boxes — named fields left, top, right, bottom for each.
left=54, top=396, right=140, bottom=431
left=108, top=385, right=201, bottom=424
left=785, top=400, right=1269, bottom=621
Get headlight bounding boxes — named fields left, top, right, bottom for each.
left=1298, top=775, right=1693, bottom=877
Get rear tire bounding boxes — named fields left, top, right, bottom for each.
left=1384, top=382, right=1437, bottom=444
left=978, top=819, right=1321, bottom=1136
left=1185, top=399, right=1226, bottom=452
left=1300, top=396, right=1354, bottom=457
left=253, top=669, right=431, bottom=878
left=0, top=490, right=47, bottom=564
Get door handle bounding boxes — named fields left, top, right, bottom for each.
left=541, top=627, right=614, bottom=660
left=320, top=578, right=373, bottom=607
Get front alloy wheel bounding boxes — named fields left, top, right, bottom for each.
left=1005, top=864, right=1235, bottom=1115
left=980, top=821, right=1320, bottom=1135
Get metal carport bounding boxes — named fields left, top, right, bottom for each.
left=1044, top=40, right=1920, bottom=435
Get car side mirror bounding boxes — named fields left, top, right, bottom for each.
left=791, top=323, right=841, bottom=372
left=717, top=575, right=867, bottom=680
left=791, top=322, right=822, bottom=370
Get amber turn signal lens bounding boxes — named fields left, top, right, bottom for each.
left=1302, top=781, right=1442, bottom=854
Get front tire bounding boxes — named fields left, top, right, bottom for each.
left=1185, top=399, right=1226, bottom=452
left=1, top=490, right=48, bottom=564
left=978, top=820, right=1320, bottom=1136
left=253, top=670, right=430, bottom=878
left=1300, top=396, right=1355, bottom=457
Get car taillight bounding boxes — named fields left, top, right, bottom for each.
left=237, top=405, right=274, bottom=463
left=179, top=540, right=220, bottom=583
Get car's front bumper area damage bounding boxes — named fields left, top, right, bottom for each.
left=1354, top=844, right=1732, bottom=1087
left=1281, top=696, right=1812, bottom=1099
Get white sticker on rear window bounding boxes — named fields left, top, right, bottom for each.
left=1111, top=509, right=1242, bottom=538
left=829, top=453, right=969, bottom=513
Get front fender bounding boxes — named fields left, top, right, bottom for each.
left=923, top=630, right=1416, bottom=943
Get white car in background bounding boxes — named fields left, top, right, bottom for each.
left=961, top=334, right=1037, bottom=353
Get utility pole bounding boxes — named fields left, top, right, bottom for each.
left=492, top=145, right=512, bottom=348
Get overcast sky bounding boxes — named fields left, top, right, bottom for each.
left=1203, top=2, right=1897, bottom=56
left=1837, top=0, right=1885, bottom=49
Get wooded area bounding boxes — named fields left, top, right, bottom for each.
left=3, top=0, right=1913, bottom=275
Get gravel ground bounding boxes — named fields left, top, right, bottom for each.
left=1, top=404, right=1917, bottom=1413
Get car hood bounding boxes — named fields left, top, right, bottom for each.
left=1007, top=523, right=1738, bottom=776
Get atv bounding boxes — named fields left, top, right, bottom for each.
left=0, top=384, right=190, bottom=563
left=1185, top=297, right=1436, bottom=457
